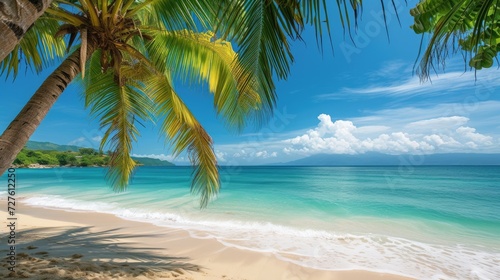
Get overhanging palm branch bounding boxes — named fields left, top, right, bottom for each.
left=411, top=0, right=500, bottom=79
left=1, top=14, right=66, bottom=78
left=146, top=72, right=219, bottom=207
left=83, top=46, right=221, bottom=206
left=145, top=0, right=214, bottom=31
left=208, top=0, right=396, bottom=114
left=145, top=29, right=264, bottom=130
left=84, top=50, right=154, bottom=189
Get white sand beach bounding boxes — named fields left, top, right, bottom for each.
left=0, top=202, right=413, bottom=280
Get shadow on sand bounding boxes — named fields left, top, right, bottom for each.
left=0, top=226, right=201, bottom=279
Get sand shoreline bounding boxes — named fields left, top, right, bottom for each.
left=1, top=201, right=413, bottom=279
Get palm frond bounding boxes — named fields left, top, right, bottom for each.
left=207, top=0, right=293, bottom=118
left=411, top=0, right=500, bottom=79
left=300, top=0, right=333, bottom=47
left=145, top=29, right=264, bottom=130
left=138, top=0, right=215, bottom=31
left=1, top=15, right=66, bottom=78
left=84, top=51, right=154, bottom=190
left=45, top=4, right=86, bottom=26
left=146, top=72, right=219, bottom=208
left=207, top=0, right=365, bottom=117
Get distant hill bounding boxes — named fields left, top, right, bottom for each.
left=284, top=152, right=500, bottom=166
left=26, top=141, right=81, bottom=152
left=131, top=156, right=174, bottom=166
left=25, top=141, right=174, bottom=166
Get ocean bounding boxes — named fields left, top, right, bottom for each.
left=2, top=166, right=499, bottom=279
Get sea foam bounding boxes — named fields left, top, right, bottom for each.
left=22, top=195, right=500, bottom=280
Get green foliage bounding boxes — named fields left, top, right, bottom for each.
left=13, top=145, right=173, bottom=167
left=13, top=149, right=35, bottom=166
left=81, top=154, right=105, bottom=166
left=26, top=150, right=41, bottom=158
left=1, top=15, right=66, bottom=78
left=36, top=154, right=59, bottom=165
left=13, top=148, right=106, bottom=167
left=411, top=0, right=500, bottom=78
left=56, top=153, right=78, bottom=166
left=79, top=148, right=97, bottom=155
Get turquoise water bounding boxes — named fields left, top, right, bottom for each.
left=2, top=166, right=500, bottom=279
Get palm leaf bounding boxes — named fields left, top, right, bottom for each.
left=209, top=0, right=289, bottom=117
left=138, top=0, right=215, bottom=31
left=84, top=50, right=154, bottom=190
left=1, top=15, right=66, bottom=78
left=208, top=0, right=368, bottom=117
left=146, top=72, right=219, bottom=208
left=145, top=29, right=264, bottom=130
left=411, top=0, right=500, bottom=78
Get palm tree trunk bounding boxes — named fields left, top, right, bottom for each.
left=0, top=46, right=93, bottom=175
left=0, top=0, right=53, bottom=61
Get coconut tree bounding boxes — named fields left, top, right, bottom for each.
left=0, top=0, right=54, bottom=61
left=411, top=0, right=500, bottom=79
left=0, top=0, right=373, bottom=206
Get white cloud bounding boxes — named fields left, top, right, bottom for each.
left=215, top=150, right=227, bottom=162
left=68, top=137, right=87, bottom=146
left=422, top=134, right=461, bottom=147
left=212, top=102, right=500, bottom=164
left=227, top=149, right=278, bottom=161
left=287, top=115, right=360, bottom=154
left=353, top=101, right=500, bottom=131
left=407, top=116, right=469, bottom=131
left=456, top=126, right=493, bottom=145
left=355, top=125, right=391, bottom=135
left=340, top=68, right=500, bottom=97
left=255, top=150, right=278, bottom=158
left=370, top=60, right=408, bottom=79
left=68, top=135, right=103, bottom=148
left=282, top=114, right=496, bottom=155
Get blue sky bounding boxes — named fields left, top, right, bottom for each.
left=1, top=1, right=499, bottom=165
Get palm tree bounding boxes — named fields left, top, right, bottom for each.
left=0, top=0, right=368, bottom=206
left=0, top=0, right=54, bottom=61
left=411, top=0, right=500, bottom=79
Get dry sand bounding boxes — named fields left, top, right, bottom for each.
left=0, top=202, right=414, bottom=280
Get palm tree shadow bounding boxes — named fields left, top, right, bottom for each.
left=0, top=226, right=202, bottom=279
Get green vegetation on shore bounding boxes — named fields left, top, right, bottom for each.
left=14, top=148, right=108, bottom=167
left=14, top=143, right=173, bottom=167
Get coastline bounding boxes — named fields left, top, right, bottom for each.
left=1, top=202, right=413, bottom=280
